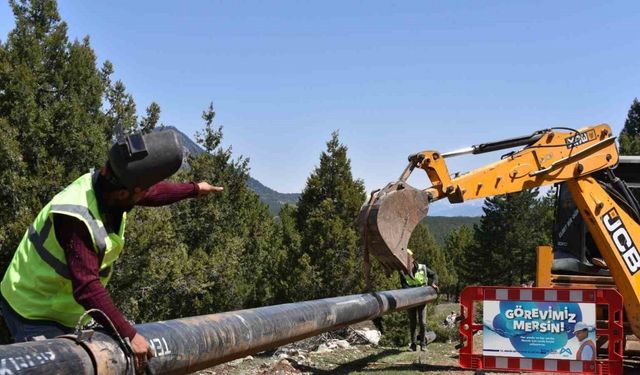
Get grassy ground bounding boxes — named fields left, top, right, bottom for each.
left=199, top=340, right=551, bottom=375
left=303, top=341, right=466, bottom=375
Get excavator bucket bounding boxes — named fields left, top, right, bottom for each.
left=359, top=181, right=430, bottom=275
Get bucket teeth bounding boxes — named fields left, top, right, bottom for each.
left=359, top=181, right=430, bottom=274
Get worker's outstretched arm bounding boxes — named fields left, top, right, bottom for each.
left=136, top=181, right=223, bottom=206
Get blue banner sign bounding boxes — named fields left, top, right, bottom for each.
left=483, top=300, right=596, bottom=360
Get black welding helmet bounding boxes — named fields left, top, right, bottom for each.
left=108, top=129, right=183, bottom=190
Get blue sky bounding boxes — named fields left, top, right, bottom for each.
left=1, top=1, right=639, bottom=194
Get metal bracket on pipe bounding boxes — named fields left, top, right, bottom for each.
left=74, top=330, right=94, bottom=343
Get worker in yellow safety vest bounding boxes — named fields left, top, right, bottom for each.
left=0, top=129, right=223, bottom=374
left=400, top=249, right=439, bottom=351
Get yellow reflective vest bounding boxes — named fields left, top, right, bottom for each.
left=1, top=172, right=126, bottom=327
left=404, top=264, right=428, bottom=287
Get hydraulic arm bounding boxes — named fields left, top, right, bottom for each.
left=360, top=123, right=640, bottom=337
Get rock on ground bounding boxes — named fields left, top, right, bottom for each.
left=354, top=328, right=382, bottom=345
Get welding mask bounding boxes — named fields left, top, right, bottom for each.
left=108, top=129, right=183, bottom=190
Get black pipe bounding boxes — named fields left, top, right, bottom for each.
left=0, top=287, right=437, bottom=375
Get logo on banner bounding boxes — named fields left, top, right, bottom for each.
left=559, top=347, right=572, bottom=355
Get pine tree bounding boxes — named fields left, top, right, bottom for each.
left=271, top=204, right=319, bottom=303
left=166, top=104, right=279, bottom=316
left=0, top=0, right=112, bottom=271
left=295, top=131, right=366, bottom=298
left=444, top=225, right=475, bottom=299
left=1, top=0, right=111, bottom=185
left=0, top=117, right=32, bottom=263
left=460, top=189, right=553, bottom=286
left=0, top=0, right=168, bottom=274
left=619, top=98, right=640, bottom=155
left=408, top=223, right=450, bottom=289
left=109, top=206, right=190, bottom=321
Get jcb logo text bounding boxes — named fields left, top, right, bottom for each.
left=603, top=209, right=640, bottom=275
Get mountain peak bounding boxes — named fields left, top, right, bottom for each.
left=162, top=126, right=300, bottom=214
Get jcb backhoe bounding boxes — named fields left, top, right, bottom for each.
left=358, top=124, right=640, bottom=343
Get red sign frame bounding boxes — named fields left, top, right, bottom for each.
left=458, top=286, right=623, bottom=375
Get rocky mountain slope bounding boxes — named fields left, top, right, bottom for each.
left=166, top=126, right=300, bottom=215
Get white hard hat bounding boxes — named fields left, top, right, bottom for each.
left=572, top=322, right=592, bottom=333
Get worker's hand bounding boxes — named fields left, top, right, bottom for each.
left=431, top=284, right=439, bottom=293
left=197, top=182, right=224, bottom=197
left=130, top=333, right=154, bottom=374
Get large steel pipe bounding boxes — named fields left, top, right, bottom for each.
left=0, top=287, right=437, bottom=375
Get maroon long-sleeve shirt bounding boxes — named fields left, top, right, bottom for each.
left=54, top=181, right=199, bottom=339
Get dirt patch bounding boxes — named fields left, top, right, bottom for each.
left=257, top=359, right=300, bottom=375
left=197, top=341, right=594, bottom=375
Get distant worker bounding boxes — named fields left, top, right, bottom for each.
left=400, top=249, right=439, bottom=351
left=0, top=130, right=223, bottom=374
